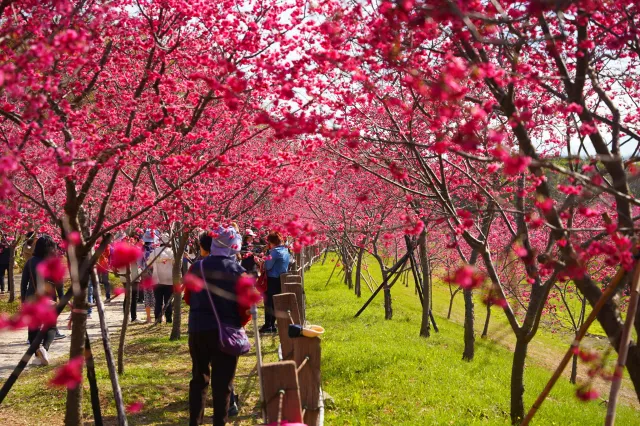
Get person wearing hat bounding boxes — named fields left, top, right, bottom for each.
left=185, top=226, right=249, bottom=426
left=255, top=231, right=290, bottom=334
left=239, top=229, right=259, bottom=276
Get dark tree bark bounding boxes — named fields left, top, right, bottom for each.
left=85, top=331, right=103, bottom=426
left=570, top=353, right=578, bottom=385
left=117, top=266, right=131, bottom=375
left=383, top=282, right=392, bottom=320
left=65, top=242, right=91, bottom=426
left=354, top=246, right=365, bottom=298
left=447, top=287, right=460, bottom=319
left=511, top=337, right=528, bottom=424
left=462, top=251, right=479, bottom=361
left=170, top=231, right=189, bottom=341
left=481, top=302, right=491, bottom=339
left=418, top=229, right=431, bottom=338
left=462, top=288, right=475, bottom=361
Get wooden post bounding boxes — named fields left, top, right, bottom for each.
left=262, top=361, right=304, bottom=423
left=293, top=337, right=322, bottom=426
left=273, top=293, right=301, bottom=360
left=285, top=274, right=302, bottom=283
left=279, top=272, right=291, bottom=293
left=283, top=283, right=305, bottom=324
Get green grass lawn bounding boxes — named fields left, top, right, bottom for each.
left=0, top=256, right=638, bottom=425
left=0, top=308, right=276, bottom=425
left=307, top=255, right=639, bottom=425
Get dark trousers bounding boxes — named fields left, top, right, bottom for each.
left=264, top=276, right=281, bottom=328
left=28, top=327, right=55, bottom=351
left=123, top=285, right=138, bottom=321
left=0, top=264, right=8, bottom=292
left=99, top=272, right=111, bottom=299
left=189, top=330, right=239, bottom=426
left=154, top=285, right=173, bottom=323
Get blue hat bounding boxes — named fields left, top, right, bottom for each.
left=210, top=226, right=242, bottom=257
left=142, top=229, right=158, bottom=244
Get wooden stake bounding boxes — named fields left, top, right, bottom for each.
left=521, top=263, right=633, bottom=425
left=283, top=283, right=305, bottom=324
left=605, top=263, right=640, bottom=425
left=293, top=338, right=321, bottom=412
left=273, top=293, right=301, bottom=360
left=262, top=361, right=303, bottom=423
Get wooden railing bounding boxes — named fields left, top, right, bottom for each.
left=258, top=245, right=326, bottom=425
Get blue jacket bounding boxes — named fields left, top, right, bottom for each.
left=187, top=255, right=245, bottom=333
left=265, top=245, right=290, bottom=278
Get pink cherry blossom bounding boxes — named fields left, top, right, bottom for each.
left=50, top=356, right=84, bottom=390
left=110, top=243, right=143, bottom=269
left=36, top=257, right=67, bottom=283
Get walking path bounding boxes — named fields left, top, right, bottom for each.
left=0, top=285, right=127, bottom=379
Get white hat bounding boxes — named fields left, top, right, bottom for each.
left=245, top=229, right=256, bottom=237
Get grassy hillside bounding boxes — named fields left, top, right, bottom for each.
left=308, top=255, right=638, bottom=425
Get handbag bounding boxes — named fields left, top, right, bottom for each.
left=256, top=263, right=267, bottom=294
left=199, top=261, right=251, bottom=356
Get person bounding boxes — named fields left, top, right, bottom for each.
left=0, top=237, right=10, bottom=293
left=193, top=230, right=240, bottom=417
left=20, top=235, right=61, bottom=365
left=255, top=231, right=290, bottom=333
left=97, top=238, right=112, bottom=301
left=141, top=231, right=158, bottom=323
left=182, top=245, right=195, bottom=277
left=239, top=230, right=259, bottom=277
left=151, top=234, right=174, bottom=324
left=185, top=226, right=249, bottom=426
left=197, top=231, right=212, bottom=260
left=21, top=232, right=37, bottom=265
left=118, top=236, right=143, bottom=324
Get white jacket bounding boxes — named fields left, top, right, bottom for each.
left=151, top=246, right=175, bottom=285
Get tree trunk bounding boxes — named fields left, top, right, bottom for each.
left=7, top=245, right=15, bottom=303
left=85, top=331, right=103, bottom=426
left=170, top=232, right=189, bottom=341
left=447, top=290, right=456, bottom=319
left=510, top=337, right=528, bottom=424
left=354, top=246, right=364, bottom=298
left=90, top=268, right=127, bottom=425
left=384, top=283, right=392, bottom=320
left=570, top=353, right=578, bottom=385
left=418, top=229, right=430, bottom=338
left=170, top=265, right=182, bottom=341
left=118, top=266, right=131, bottom=375
left=65, top=270, right=89, bottom=425
left=482, top=302, right=491, bottom=338
left=462, top=251, right=480, bottom=361
left=462, top=288, right=475, bottom=361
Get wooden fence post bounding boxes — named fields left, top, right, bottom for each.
left=280, top=272, right=291, bottom=293
left=283, top=282, right=305, bottom=324
left=293, top=337, right=322, bottom=426
left=262, top=361, right=304, bottom=423
left=285, top=274, right=302, bottom=283
left=273, top=293, right=301, bottom=360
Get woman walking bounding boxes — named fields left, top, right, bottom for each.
left=185, top=226, right=249, bottom=426
left=20, top=235, right=61, bottom=365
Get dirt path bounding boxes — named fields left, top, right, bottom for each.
left=0, top=280, right=128, bottom=379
